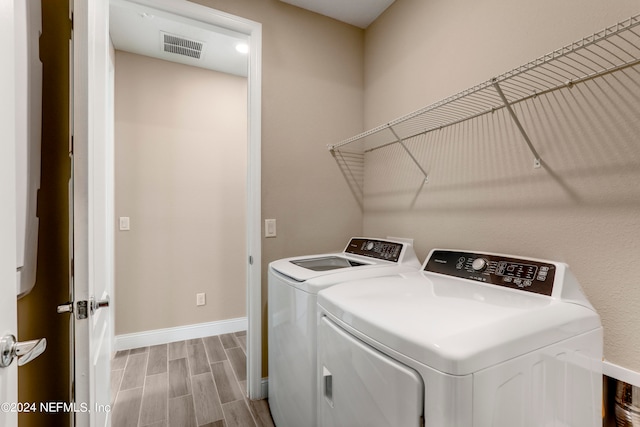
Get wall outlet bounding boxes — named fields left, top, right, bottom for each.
left=196, top=293, right=206, bottom=306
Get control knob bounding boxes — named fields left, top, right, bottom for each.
left=471, top=258, right=489, bottom=272
left=366, top=242, right=374, bottom=250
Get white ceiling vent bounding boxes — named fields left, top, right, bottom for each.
left=161, top=32, right=204, bottom=59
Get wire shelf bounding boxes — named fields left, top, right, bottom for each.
left=328, top=14, right=640, bottom=157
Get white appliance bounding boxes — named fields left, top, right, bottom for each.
left=15, top=0, right=42, bottom=298
left=317, top=249, right=603, bottom=427
left=268, top=237, right=421, bottom=427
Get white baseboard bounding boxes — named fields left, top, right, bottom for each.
left=114, top=317, right=248, bottom=352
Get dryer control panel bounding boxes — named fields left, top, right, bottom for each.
left=345, top=238, right=403, bottom=263
left=424, top=250, right=556, bottom=296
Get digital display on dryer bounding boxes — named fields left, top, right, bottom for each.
left=495, top=261, right=538, bottom=281
left=424, top=250, right=556, bottom=296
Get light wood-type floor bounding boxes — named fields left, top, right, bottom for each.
left=110, top=331, right=275, bottom=427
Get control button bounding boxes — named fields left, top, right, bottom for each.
left=523, top=280, right=532, bottom=287
left=471, top=258, right=488, bottom=272
left=513, top=278, right=522, bottom=286
left=458, top=257, right=466, bottom=263
left=456, top=263, right=463, bottom=270
left=503, top=277, right=512, bottom=283
left=537, top=275, right=546, bottom=281
left=540, top=266, right=549, bottom=272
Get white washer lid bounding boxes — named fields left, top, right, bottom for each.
left=270, top=253, right=376, bottom=283
left=269, top=237, right=422, bottom=289
left=270, top=254, right=421, bottom=293
left=317, top=271, right=601, bottom=375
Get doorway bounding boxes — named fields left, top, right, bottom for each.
left=109, top=0, right=263, bottom=399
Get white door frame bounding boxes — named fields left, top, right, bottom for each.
left=72, top=0, right=114, bottom=423
left=110, top=0, right=263, bottom=399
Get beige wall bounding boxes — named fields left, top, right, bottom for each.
left=114, top=51, right=248, bottom=334
left=363, top=0, right=640, bottom=372
left=191, top=0, right=365, bottom=374
left=191, top=0, right=365, bottom=260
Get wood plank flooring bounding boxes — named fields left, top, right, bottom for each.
left=111, top=331, right=274, bottom=427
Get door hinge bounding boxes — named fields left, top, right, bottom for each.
left=249, top=255, right=253, bottom=265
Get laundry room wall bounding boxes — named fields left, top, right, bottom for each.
left=190, top=0, right=365, bottom=256
left=114, top=51, right=248, bottom=334
left=361, top=0, right=640, bottom=372
left=191, top=0, right=365, bottom=374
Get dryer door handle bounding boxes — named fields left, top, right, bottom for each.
left=323, top=367, right=333, bottom=407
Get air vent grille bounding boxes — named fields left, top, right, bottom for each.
left=162, top=32, right=204, bottom=59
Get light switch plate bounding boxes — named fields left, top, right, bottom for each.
left=119, top=216, right=130, bottom=231
left=196, top=293, right=206, bottom=306
left=265, top=219, right=276, bottom=238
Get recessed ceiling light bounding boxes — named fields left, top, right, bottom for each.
left=235, top=43, right=249, bottom=54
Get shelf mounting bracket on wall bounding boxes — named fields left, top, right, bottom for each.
left=389, top=126, right=430, bottom=183
left=492, top=79, right=542, bottom=169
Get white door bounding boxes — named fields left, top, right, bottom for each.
left=0, top=0, right=19, bottom=424
left=1, top=0, right=48, bottom=418
left=69, top=0, right=113, bottom=424
left=318, top=317, right=424, bottom=427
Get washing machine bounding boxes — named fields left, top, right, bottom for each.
left=317, top=249, right=603, bottom=427
left=268, top=237, right=421, bottom=427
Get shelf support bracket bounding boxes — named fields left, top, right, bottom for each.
left=492, top=80, right=542, bottom=169
left=389, top=126, right=430, bottom=183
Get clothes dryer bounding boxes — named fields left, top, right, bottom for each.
left=268, top=237, right=421, bottom=427
left=317, top=249, right=603, bottom=427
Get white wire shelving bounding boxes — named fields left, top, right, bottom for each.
left=328, top=14, right=640, bottom=181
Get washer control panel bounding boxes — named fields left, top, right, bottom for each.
left=345, top=238, right=403, bottom=262
left=424, top=250, right=556, bottom=296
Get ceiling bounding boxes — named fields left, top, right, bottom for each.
left=110, top=0, right=395, bottom=77
left=279, top=0, right=395, bottom=28
left=110, top=1, right=249, bottom=77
